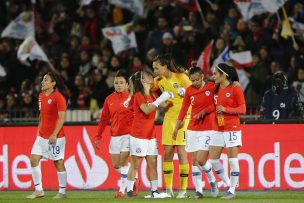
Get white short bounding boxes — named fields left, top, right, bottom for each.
left=109, top=134, right=130, bottom=154
left=210, top=131, right=242, bottom=148
left=186, top=130, right=220, bottom=152
left=130, top=136, right=158, bottom=157
left=31, top=136, right=66, bottom=161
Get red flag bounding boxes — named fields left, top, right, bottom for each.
left=197, top=40, right=213, bottom=78
left=176, top=0, right=200, bottom=12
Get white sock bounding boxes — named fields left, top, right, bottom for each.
left=58, top=171, right=67, bottom=194
left=192, top=165, right=203, bottom=193
left=126, top=180, right=135, bottom=192
left=119, top=165, right=129, bottom=193
left=31, top=166, right=43, bottom=191
left=135, top=171, right=138, bottom=179
left=209, top=159, right=230, bottom=187
left=228, top=158, right=239, bottom=194
left=202, top=160, right=216, bottom=183
left=151, top=180, right=158, bottom=191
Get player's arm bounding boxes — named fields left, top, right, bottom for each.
left=172, top=90, right=190, bottom=140
left=140, top=92, right=174, bottom=115
left=95, top=99, right=111, bottom=149
left=49, top=94, right=67, bottom=144
left=49, top=111, right=66, bottom=144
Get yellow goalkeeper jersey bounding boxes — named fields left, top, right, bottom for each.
left=152, top=72, right=191, bottom=119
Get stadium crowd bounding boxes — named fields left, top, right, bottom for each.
left=0, top=0, right=304, bottom=121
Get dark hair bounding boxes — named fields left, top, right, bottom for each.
left=214, top=63, right=239, bottom=94
left=188, top=66, right=202, bottom=76
left=130, top=71, right=145, bottom=96
left=115, top=69, right=129, bottom=82
left=152, top=54, right=185, bottom=73
left=47, top=72, right=69, bottom=100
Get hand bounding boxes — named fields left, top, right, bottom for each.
left=193, top=111, right=205, bottom=125
left=172, top=129, right=178, bottom=141
left=177, top=88, right=185, bottom=97
left=95, top=140, right=100, bottom=150
left=216, top=106, right=225, bottom=114
left=48, top=134, right=57, bottom=145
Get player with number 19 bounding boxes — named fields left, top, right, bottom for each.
left=27, top=72, right=68, bottom=199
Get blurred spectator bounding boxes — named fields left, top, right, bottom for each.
left=105, top=55, right=122, bottom=90
left=130, top=55, right=147, bottom=73
left=70, top=74, right=90, bottom=109
left=261, top=71, right=304, bottom=120
left=292, top=67, right=304, bottom=104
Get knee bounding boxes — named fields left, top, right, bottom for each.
left=164, top=151, right=173, bottom=161
left=30, top=156, right=40, bottom=167
left=54, top=160, right=65, bottom=171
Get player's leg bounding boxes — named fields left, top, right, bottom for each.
left=221, top=130, right=242, bottom=199
left=126, top=155, right=141, bottom=197
left=26, top=136, right=45, bottom=199
left=52, top=137, right=67, bottom=199
left=209, top=132, right=231, bottom=188
left=54, top=159, right=67, bottom=199
left=190, top=152, right=203, bottom=199
left=176, top=145, right=189, bottom=198
left=163, top=145, right=175, bottom=197
left=146, top=155, right=159, bottom=196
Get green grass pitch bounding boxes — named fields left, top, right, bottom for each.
left=0, top=190, right=303, bottom=203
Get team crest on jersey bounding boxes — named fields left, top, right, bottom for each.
left=280, top=102, right=286, bottom=108
left=123, top=100, right=129, bottom=108
left=48, top=99, right=52, bottom=104
left=226, top=93, right=231, bottom=98
left=173, top=83, right=178, bottom=88
left=205, top=91, right=210, bottom=96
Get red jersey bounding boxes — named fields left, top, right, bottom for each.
left=214, top=85, right=246, bottom=131
left=95, top=91, right=133, bottom=140
left=178, top=81, right=218, bottom=131
left=131, top=92, right=156, bottom=139
left=39, top=91, right=66, bottom=138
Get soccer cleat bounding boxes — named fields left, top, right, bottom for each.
left=176, top=190, right=188, bottom=198
left=151, top=190, right=161, bottom=198
left=114, top=191, right=125, bottom=198
left=165, top=188, right=174, bottom=198
left=53, top=193, right=67, bottom=199
left=190, top=191, right=203, bottom=199
left=133, top=178, right=140, bottom=196
left=26, top=190, right=45, bottom=199
left=221, top=191, right=236, bottom=199
left=127, top=190, right=134, bottom=197
left=210, top=181, right=219, bottom=197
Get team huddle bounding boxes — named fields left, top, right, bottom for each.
left=26, top=54, right=246, bottom=199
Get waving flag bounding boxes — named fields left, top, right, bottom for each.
left=197, top=40, right=213, bottom=78
left=108, top=0, right=144, bottom=16
left=1, top=11, right=34, bottom=39
left=176, top=0, right=200, bottom=12
left=17, top=36, right=49, bottom=66
left=230, top=51, right=253, bottom=68
left=234, top=0, right=266, bottom=21
left=261, top=0, right=287, bottom=13
left=102, top=23, right=137, bottom=54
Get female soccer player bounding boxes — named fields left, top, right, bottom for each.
left=172, top=66, right=219, bottom=198
left=210, top=63, right=246, bottom=199
left=94, top=70, right=136, bottom=198
left=26, top=72, right=68, bottom=199
left=152, top=54, right=191, bottom=198
left=126, top=71, right=173, bottom=198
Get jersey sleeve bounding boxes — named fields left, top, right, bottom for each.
left=56, top=93, right=67, bottom=112
left=225, top=86, right=246, bottom=114
left=134, top=93, right=146, bottom=106
left=177, top=88, right=191, bottom=121
left=95, top=98, right=111, bottom=141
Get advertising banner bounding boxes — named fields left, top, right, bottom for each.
left=0, top=124, right=303, bottom=190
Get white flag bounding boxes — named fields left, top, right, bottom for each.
left=236, top=69, right=250, bottom=91
left=0, top=63, right=7, bottom=77
left=81, top=0, right=93, bottom=6
left=102, top=23, right=137, bottom=54
left=234, top=0, right=266, bottom=21
left=261, top=0, right=286, bottom=13
left=230, top=51, right=253, bottom=68
left=212, top=46, right=230, bottom=67
left=1, top=11, right=34, bottom=39
left=17, top=36, right=49, bottom=66
left=108, top=0, right=144, bottom=16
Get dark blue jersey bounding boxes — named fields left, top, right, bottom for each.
left=260, top=87, right=304, bottom=120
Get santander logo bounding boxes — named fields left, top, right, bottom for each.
left=65, top=128, right=109, bottom=189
